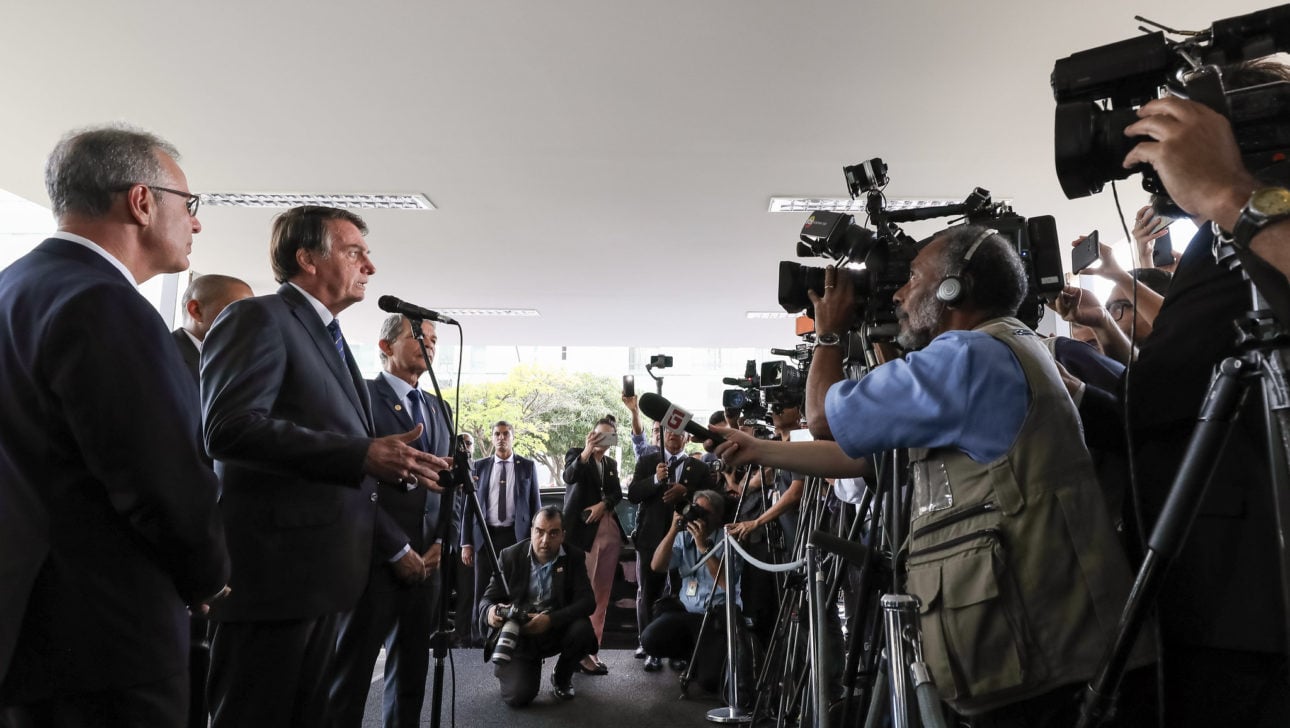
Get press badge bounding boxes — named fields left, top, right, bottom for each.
left=685, top=579, right=699, bottom=597
left=911, top=459, right=953, bottom=517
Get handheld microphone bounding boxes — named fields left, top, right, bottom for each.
left=377, top=296, right=459, bottom=326
left=638, top=393, right=726, bottom=446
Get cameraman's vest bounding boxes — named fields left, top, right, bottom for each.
left=903, top=317, right=1148, bottom=715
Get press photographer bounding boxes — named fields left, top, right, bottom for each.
left=478, top=506, right=597, bottom=707
left=714, top=224, right=1151, bottom=723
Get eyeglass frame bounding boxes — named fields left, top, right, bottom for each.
left=1107, top=299, right=1134, bottom=322
left=116, top=183, right=201, bottom=217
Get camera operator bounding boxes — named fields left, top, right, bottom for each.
left=1068, top=59, right=1290, bottom=725
left=479, top=506, right=596, bottom=707
left=714, top=224, right=1149, bottom=722
left=639, top=490, right=745, bottom=697
left=628, top=426, right=718, bottom=671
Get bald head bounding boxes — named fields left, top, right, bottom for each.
left=181, top=274, right=253, bottom=340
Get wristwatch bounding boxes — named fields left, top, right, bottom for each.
left=1231, top=187, right=1290, bottom=249
left=815, top=332, right=842, bottom=347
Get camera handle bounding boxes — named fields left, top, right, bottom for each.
left=406, top=318, right=511, bottom=728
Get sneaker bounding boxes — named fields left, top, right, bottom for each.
left=634, top=645, right=647, bottom=659
left=669, top=658, right=688, bottom=671
left=551, top=670, right=576, bottom=700
left=643, top=655, right=662, bottom=672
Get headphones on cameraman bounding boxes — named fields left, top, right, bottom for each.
left=936, top=228, right=997, bottom=306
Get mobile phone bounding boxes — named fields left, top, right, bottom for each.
left=597, top=432, right=619, bottom=448
left=1071, top=231, right=1100, bottom=275
left=581, top=508, right=593, bottom=524
left=1152, top=229, right=1174, bottom=267
left=622, top=375, right=635, bottom=397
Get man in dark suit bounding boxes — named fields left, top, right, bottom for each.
left=459, top=421, right=541, bottom=646
left=0, top=125, right=229, bottom=725
left=172, top=274, right=253, bottom=387
left=329, top=315, right=455, bottom=728
left=478, top=507, right=597, bottom=707
left=628, top=427, right=716, bottom=671
left=201, top=205, right=450, bottom=728
left=169, top=272, right=250, bottom=728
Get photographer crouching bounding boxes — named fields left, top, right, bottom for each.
left=478, top=506, right=597, bottom=707
left=639, top=490, right=748, bottom=698
left=713, top=224, right=1152, bottom=725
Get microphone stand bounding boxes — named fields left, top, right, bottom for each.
left=408, top=317, right=510, bottom=728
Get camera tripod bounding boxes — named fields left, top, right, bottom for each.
left=1077, top=272, right=1290, bottom=728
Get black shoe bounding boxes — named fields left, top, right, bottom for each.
left=643, top=655, right=662, bottom=672
left=551, top=671, right=576, bottom=700
left=669, top=658, right=688, bottom=671
left=634, top=645, right=647, bottom=659
left=577, top=657, right=609, bottom=675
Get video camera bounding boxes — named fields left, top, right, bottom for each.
left=778, top=158, right=1063, bottom=333
left=723, top=359, right=768, bottom=425
left=1052, top=5, right=1290, bottom=207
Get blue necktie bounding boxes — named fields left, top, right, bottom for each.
left=497, top=461, right=510, bottom=524
left=406, top=389, right=431, bottom=453
left=325, top=319, right=346, bottom=361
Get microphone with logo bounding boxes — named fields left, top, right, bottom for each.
left=377, top=296, right=459, bottom=326
left=637, top=393, right=727, bottom=447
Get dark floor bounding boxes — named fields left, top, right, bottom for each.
left=359, top=648, right=731, bottom=727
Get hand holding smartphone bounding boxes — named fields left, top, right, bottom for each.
left=1071, top=231, right=1100, bottom=275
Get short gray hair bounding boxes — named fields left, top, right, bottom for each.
left=693, top=489, right=725, bottom=524
left=935, top=224, right=1027, bottom=318
left=377, top=314, right=436, bottom=365
left=45, top=125, right=179, bottom=219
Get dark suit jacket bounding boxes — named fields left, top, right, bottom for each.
left=367, top=375, right=456, bottom=577
left=460, top=455, right=540, bottom=551
left=477, top=540, right=594, bottom=657
left=561, top=448, right=625, bottom=552
left=172, top=328, right=201, bottom=385
left=628, top=452, right=716, bottom=554
left=0, top=238, right=228, bottom=702
left=202, top=283, right=398, bottom=622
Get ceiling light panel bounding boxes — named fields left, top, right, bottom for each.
left=437, top=308, right=540, bottom=317
left=202, top=193, right=434, bottom=210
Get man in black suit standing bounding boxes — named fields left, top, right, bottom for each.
left=0, top=125, right=229, bottom=725
left=172, top=274, right=253, bottom=388
left=201, top=205, right=450, bottom=727
left=169, top=272, right=250, bottom=728
left=628, top=427, right=716, bottom=671
left=478, top=507, right=597, bottom=707
left=329, top=314, right=455, bottom=728
left=459, top=422, right=541, bottom=646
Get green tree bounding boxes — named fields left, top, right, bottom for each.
left=443, top=364, right=631, bottom=486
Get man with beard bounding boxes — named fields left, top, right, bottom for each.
left=713, top=225, right=1151, bottom=724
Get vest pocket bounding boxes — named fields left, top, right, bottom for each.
left=905, top=532, right=1030, bottom=703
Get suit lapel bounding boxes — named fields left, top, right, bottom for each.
left=279, top=284, right=371, bottom=432
left=373, top=375, right=415, bottom=431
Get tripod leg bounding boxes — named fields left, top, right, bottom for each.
left=1259, top=349, right=1290, bottom=658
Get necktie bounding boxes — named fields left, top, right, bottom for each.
left=497, top=461, right=510, bottom=523
left=325, top=319, right=346, bottom=361
left=406, top=390, right=430, bottom=453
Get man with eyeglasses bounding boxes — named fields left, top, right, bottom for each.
left=0, top=125, right=230, bottom=725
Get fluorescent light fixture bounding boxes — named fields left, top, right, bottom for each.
left=201, top=193, right=434, bottom=210
left=437, top=308, right=540, bottom=317
left=746, top=311, right=798, bottom=320
left=768, top=196, right=1010, bottom=213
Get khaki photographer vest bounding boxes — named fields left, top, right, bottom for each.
left=903, top=317, right=1149, bottom=716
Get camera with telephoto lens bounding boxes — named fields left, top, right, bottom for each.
left=778, top=158, right=1063, bottom=334
left=1051, top=5, right=1290, bottom=211
left=489, top=605, right=531, bottom=664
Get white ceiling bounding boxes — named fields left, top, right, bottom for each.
left=0, top=1, right=1268, bottom=348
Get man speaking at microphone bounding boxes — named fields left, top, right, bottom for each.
left=201, top=205, right=449, bottom=727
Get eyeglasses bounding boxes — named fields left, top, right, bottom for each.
left=118, top=183, right=200, bottom=217
left=1107, top=299, right=1133, bottom=321
left=148, top=186, right=201, bottom=217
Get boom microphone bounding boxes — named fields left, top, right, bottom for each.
left=638, top=392, right=726, bottom=446
left=377, top=296, right=459, bottom=326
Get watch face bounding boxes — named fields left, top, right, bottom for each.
left=1253, top=187, right=1290, bottom=218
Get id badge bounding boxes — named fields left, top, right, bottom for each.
left=685, top=579, right=699, bottom=597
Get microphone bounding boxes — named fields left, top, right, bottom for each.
left=638, top=393, right=726, bottom=446
left=377, top=296, right=458, bottom=326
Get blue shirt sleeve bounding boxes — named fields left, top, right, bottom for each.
left=823, top=330, right=1028, bottom=463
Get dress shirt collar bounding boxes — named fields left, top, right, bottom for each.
left=529, top=545, right=566, bottom=566
left=182, top=328, right=203, bottom=353
left=379, top=370, right=416, bottom=401
left=494, top=455, right=513, bottom=465
left=50, top=231, right=136, bottom=285
left=664, top=448, right=686, bottom=461
left=287, top=281, right=334, bottom=326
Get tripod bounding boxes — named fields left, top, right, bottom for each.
left=1077, top=274, right=1290, bottom=728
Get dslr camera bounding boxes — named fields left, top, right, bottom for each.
left=489, top=604, right=531, bottom=664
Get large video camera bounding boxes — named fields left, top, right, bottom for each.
left=1052, top=5, right=1290, bottom=205
left=778, top=158, right=1063, bottom=333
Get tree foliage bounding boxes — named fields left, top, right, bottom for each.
left=443, top=364, right=632, bottom=485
